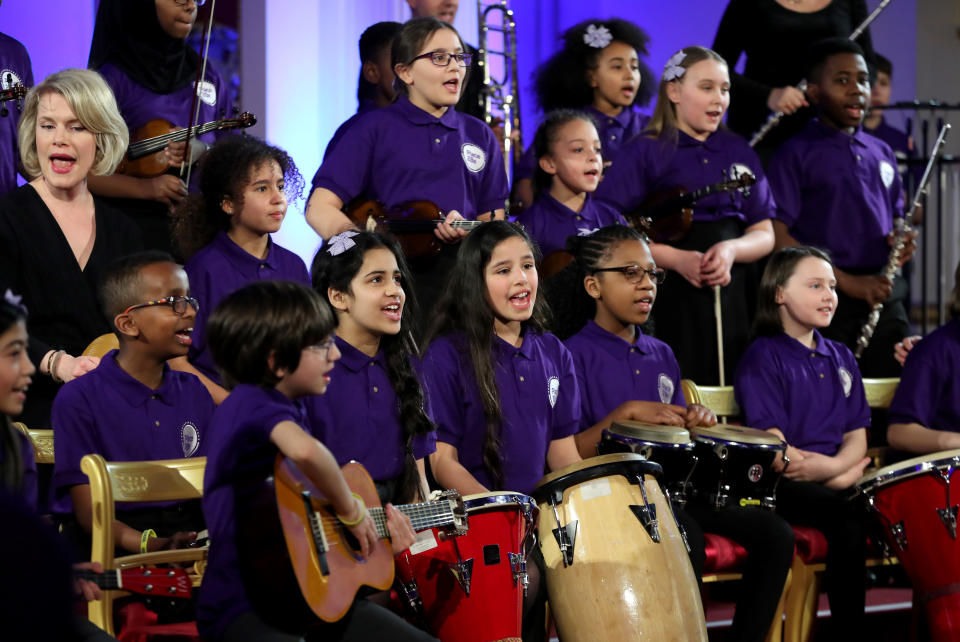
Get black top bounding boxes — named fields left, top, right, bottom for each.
left=712, top=0, right=875, bottom=151
left=455, top=42, right=485, bottom=120
left=0, top=184, right=143, bottom=427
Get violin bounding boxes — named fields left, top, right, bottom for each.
left=344, top=198, right=484, bottom=262
left=117, top=112, right=257, bottom=178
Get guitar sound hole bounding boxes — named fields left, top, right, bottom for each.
left=483, top=544, right=501, bottom=566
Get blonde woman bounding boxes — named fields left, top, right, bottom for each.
left=0, top=68, right=143, bottom=428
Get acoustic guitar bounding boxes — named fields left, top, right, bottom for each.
left=75, top=567, right=192, bottom=598
left=239, top=456, right=467, bottom=630
left=344, top=198, right=485, bottom=261
left=117, top=112, right=257, bottom=177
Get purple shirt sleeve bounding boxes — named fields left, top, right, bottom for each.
left=888, top=321, right=960, bottom=430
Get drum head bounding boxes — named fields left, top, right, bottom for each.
left=533, top=453, right=661, bottom=502
left=689, top=423, right=784, bottom=447
left=609, top=421, right=691, bottom=444
left=463, top=491, right=537, bottom=513
left=856, top=448, right=960, bottom=492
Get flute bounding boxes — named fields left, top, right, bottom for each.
left=749, top=0, right=894, bottom=148
left=854, top=123, right=951, bottom=359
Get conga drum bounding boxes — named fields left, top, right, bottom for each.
left=856, top=449, right=960, bottom=642
left=598, top=421, right=697, bottom=504
left=395, top=492, right=537, bottom=642
left=688, top=424, right=785, bottom=510
left=533, top=453, right=706, bottom=642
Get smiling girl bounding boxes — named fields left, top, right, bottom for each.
left=596, top=46, right=776, bottom=385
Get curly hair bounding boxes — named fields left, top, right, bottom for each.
left=422, top=221, right=550, bottom=490
left=533, top=18, right=654, bottom=113
left=310, top=231, right=435, bottom=503
left=171, top=134, right=304, bottom=260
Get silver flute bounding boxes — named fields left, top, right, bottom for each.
left=854, top=123, right=951, bottom=359
left=749, top=0, right=894, bottom=148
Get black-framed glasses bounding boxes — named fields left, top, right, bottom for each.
left=123, top=296, right=199, bottom=316
left=173, top=0, right=206, bottom=6
left=409, top=50, right=473, bottom=68
left=305, top=337, right=337, bottom=360
left=593, top=265, right=666, bottom=285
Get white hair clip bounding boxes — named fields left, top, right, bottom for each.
left=3, top=289, right=25, bottom=312
left=583, top=24, right=613, bottom=49
left=663, top=50, right=688, bottom=82
left=326, top=230, right=360, bottom=256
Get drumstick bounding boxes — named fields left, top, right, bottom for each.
left=714, top=284, right=725, bottom=387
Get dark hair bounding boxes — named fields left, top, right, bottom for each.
left=531, top=109, right=598, bottom=195
left=311, top=232, right=434, bottom=503
left=544, top=225, right=647, bottom=340
left=208, top=281, right=335, bottom=390
left=392, top=17, right=465, bottom=97
left=753, top=246, right=834, bottom=337
left=806, top=37, right=866, bottom=83
left=423, top=221, right=549, bottom=489
left=874, top=53, right=893, bottom=78
left=99, top=250, right=178, bottom=330
left=357, top=21, right=403, bottom=104
left=171, top=135, right=304, bottom=260
left=533, top=18, right=654, bottom=113
left=0, top=294, right=28, bottom=492
left=950, top=260, right=960, bottom=320
left=646, top=46, right=727, bottom=143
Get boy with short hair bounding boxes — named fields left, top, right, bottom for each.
left=768, top=38, right=914, bottom=377
left=863, top=53, right=914, bottom=161
left=52, top=251, right=214, bottom=556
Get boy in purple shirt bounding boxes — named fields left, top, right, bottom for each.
left=0, top=31, right=33, bottom=197
left=736, top=246, right=871, bottom=638
left=863, top=54, right=914, bottom=163
left=888, top=262, right=960, bottom=454
left=768, top=38, right=914, bottom=377
left=170, top=135, right=309, bottom=404
left=52, top=252, right=212, bottom=558
left=198, top=280, right=427, bottom=642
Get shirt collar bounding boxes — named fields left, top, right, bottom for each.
left=808, top=117, right=869, bottom=148
left=773, top=330, right=833, bottom=359
left=581, top=320, right=651, bottom=359
left=393, top=94, right=459, bottom=131
left=97, top=350, right=178, bottom=407
left=212, top=230, right=278, bottom=276
left=494, top=328, right=537, bottom=360
left=583, top=105, right=633, bottom=130
left=677, top=128, right=724, bottom=152
left=333, top=335, right=385, bottom=373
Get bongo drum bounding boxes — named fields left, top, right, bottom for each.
left=689, top=424, right=785, bottom=510
left=856, top=449, right=960, bottom=642
left=533, top=453, right=706, bottom=642
left=598, top=421, right=697, bottom=504
left=395, top=492, right=537, bottom=642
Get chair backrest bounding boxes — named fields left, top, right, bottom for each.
left=80, top=454, right=207, bottom=634
left=82, top=333, right=119, bottom=358
left=12, top=422, right=54, bottom=465
left=681, top=379, right=741, bottom=418
left=862, top=377, right=899, bottom=409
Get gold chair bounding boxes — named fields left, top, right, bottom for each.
left=82, top=333, right=119, bottom=358
left=782, top=378, right=901, bottom=642
left=81, top=454, right=207, bottom=635
left=12, top=421, right=54, bottom=464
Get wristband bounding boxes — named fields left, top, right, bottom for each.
left=140, top=528, right=157, bottom=553
left=336, top=493, right=366, bottom=526
left=50, top=350, right=66, bottom=384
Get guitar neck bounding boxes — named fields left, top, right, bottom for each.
left=383, top=218, right=484, bottom=234
left=368, top=501, right=457, bottom=539
left=74, top=569, right=123, bottom=590
left=127, top=121, right=222, bottom=159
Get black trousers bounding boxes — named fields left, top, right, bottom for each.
left=679, top=501, right=795, bottom=642
left=775, top=479, right=867, bottom=639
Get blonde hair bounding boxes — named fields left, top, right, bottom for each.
left=18, top=68, right=129, bottom=179
left=645, top=46, right=727, bottom=142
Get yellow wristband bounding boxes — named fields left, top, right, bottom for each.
left=336, top=493, right=366, bottom=527
left=140, top=528, right=157, bottom=554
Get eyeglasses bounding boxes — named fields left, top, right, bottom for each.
left=173, top=0, right=206, bottom=6
left=409, top=50, right=473, bottom=68
left=304, top=337, right=337, bottom=360
left=123, top=296, right=199, bottom=316
left=592, top=265, right=666, bottom=285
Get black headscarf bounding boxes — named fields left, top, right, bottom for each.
left=88, top=0, right=200, bottom=95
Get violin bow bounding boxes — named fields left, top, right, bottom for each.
left=181, top=0, right=217, bottom=188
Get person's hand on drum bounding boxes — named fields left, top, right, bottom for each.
left=615, top=400, right=687, bottom=426
left=386, top=503, right=416, bottom=555
left=783, top=450, right=843, bottom=483
left=684, top=403, right=716, bottom=428
left=824, top=457, right=872, bottom=490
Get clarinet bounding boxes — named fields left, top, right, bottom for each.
left=748, top=0, right=894, bottom=148
left=854, top=123, right=951, bottom=359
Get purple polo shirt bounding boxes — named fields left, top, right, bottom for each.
left=313, top=94, right=509, bottom=219
left=768, top=119, right=904, bottom=272
left=735, top=331, right=870, bottom=456
left=596, top=129, right=775, bottom=226
left=865, top=118, right=912, bottom=161
left=319, top=99, right=379, bottom=164
left=564, top=320, right=685, bottom=430
left=420, top=330, right=580, bottom=495
left=515, top=107, right=650, bottom=182
left=300, top=336, right=436, bottom=481
left=889, top=319, right=960, bottom=431
left=198, top=384, right=304, bottom=642
left=51, top=350, right=214, bottom=514
left=2, top=425, right=37, bottom=512
left=0, top=33, right=33, bottom=196
left=185, top=231, right=310, bottom=383
left=98, top=61, right=231, bottom=144
left=515, top=194, right=626, bottom=257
